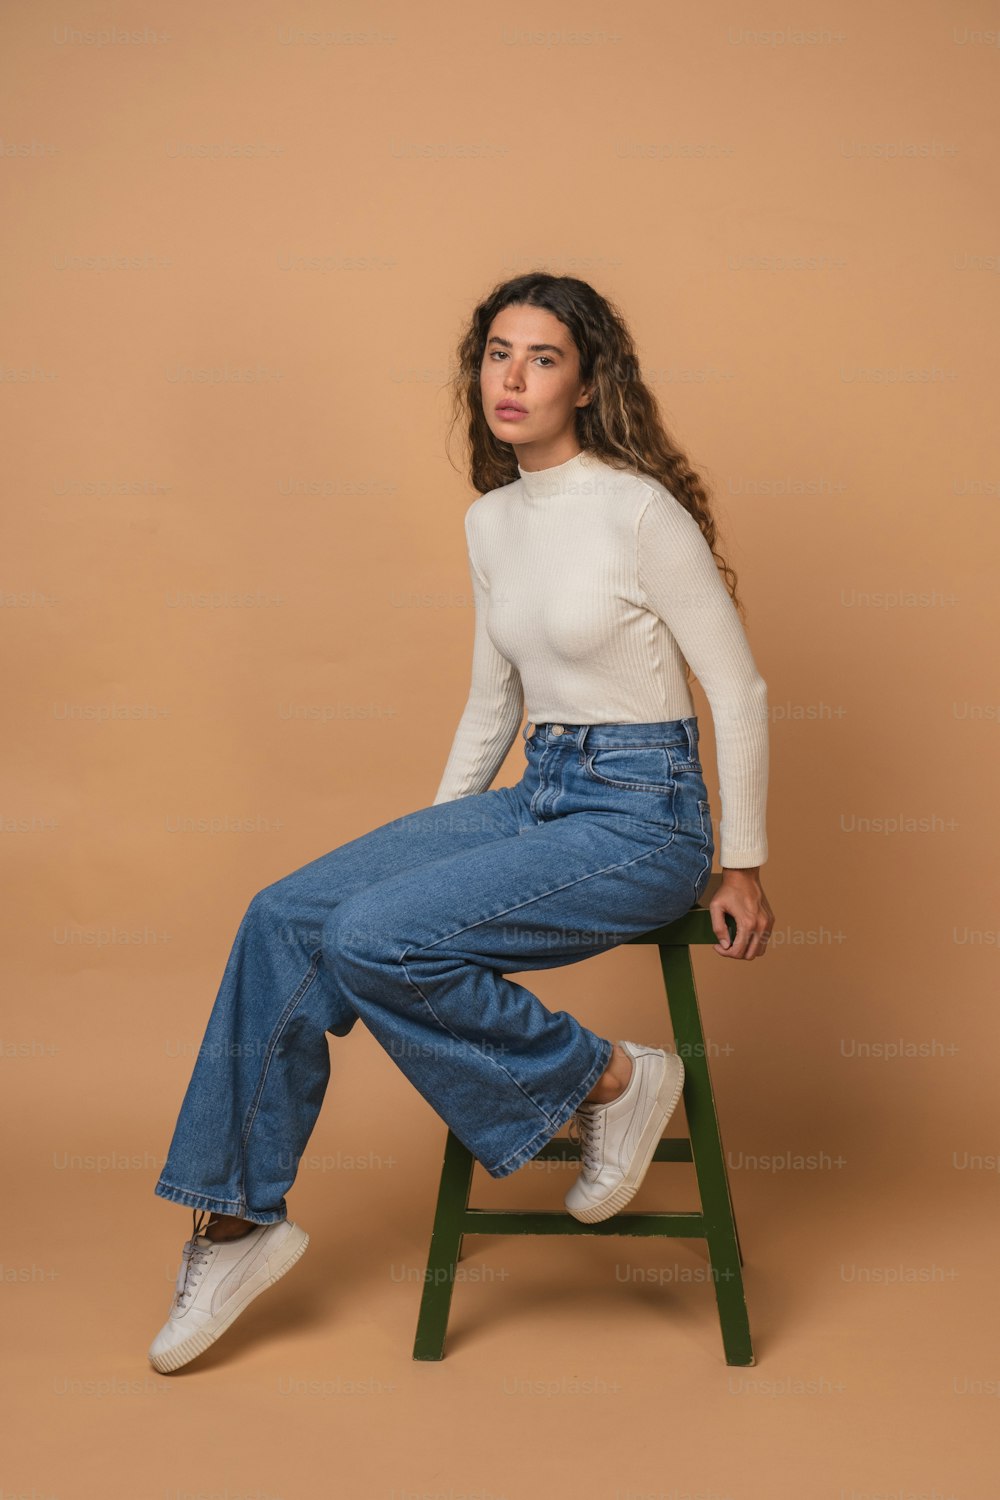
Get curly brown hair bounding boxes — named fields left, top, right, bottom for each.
left=446, top=270, right=746, bottom=624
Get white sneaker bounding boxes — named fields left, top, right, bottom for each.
left=148, top=1209, right=309, bottom=1373
left=564, top=1040, right=685, bottom=1223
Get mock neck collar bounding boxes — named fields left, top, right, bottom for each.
left=516, top=448, right=597, bottom=500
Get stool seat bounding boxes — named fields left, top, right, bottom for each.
left=412, top=872, right=754, bottom=1365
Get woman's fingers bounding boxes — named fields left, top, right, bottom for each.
left=711, top=891, right=773, bottom=959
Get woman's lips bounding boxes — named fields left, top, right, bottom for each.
left=496, top=406, right=528, bottom=420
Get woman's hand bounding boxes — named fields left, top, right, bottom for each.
left=710, top=868, right=774, bottom=960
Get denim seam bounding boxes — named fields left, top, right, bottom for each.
left=489, top=1034, right=615, bottom=1178
left=396, top=831, right=680, bottom=1133
left=156, top=1177, right=245, bottom=1209
left=403, top=827, right=680, bottom=962
left=581, top=739, right=686, bottom=750
left=237, top=949, right=324, bottom=1206
left=394, top=967, right=559, bottom=1131
left=693, top=799, right=714, bottom=903
left=581, top=758, right=677, bottom=793
left=154, top=1179, right=286, bottom=1223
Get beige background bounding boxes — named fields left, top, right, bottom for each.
left=2, top=0, right=998, bottom=1495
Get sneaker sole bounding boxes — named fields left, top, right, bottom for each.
left=566, top=1052, right=686, bottom=1224
left=149, top=1223, right=310, bottom=1373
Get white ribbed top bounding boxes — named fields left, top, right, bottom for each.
left=432, top=448, right=769, bottom=868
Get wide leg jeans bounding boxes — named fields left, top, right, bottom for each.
left=153, top=717, right=715, bottom=1223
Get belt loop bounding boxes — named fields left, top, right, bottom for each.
left=684, top=718, right=698, bottom=760
left=577, top=724, right=590, bottom=752
left=522, top=721, right=534, bottom=742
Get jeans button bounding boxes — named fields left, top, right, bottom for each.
left=550, top=724, right=565, bottom=735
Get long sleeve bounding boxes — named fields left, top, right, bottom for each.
left=636, top=489, right=769, bottom=868
left=432, top=504, right=524, bottom=804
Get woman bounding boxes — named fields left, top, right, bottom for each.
left=148, top=270, right=775, bottom=1373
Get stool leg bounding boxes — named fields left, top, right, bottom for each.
left=659, top=944, right=755, bottom=1366
left=413, top=1129, right=475, bottom=1361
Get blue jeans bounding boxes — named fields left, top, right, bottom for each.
left=153, top=716, right=715, bottom=1223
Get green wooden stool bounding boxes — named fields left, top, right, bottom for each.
left=412, top=872, right=753, bottom=1365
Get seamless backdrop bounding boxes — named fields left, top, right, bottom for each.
left=1, top=1, right=997, bottom=1497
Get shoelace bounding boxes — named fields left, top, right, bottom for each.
left=568, top=1105, right=604, bottom=1178
left=173, top=1207, right=216, bottom=1310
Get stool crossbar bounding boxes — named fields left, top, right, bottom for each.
left=412, top=873, right=754, bottom=1365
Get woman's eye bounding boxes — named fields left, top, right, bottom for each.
left=490, top=352, right=554, bottom=367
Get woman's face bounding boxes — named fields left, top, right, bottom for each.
left=479, top=302, right=592, bottom=464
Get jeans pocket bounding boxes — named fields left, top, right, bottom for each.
left=666, top=743, right=704, bottom=776
left=581, top=745, right=675, bottom=792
